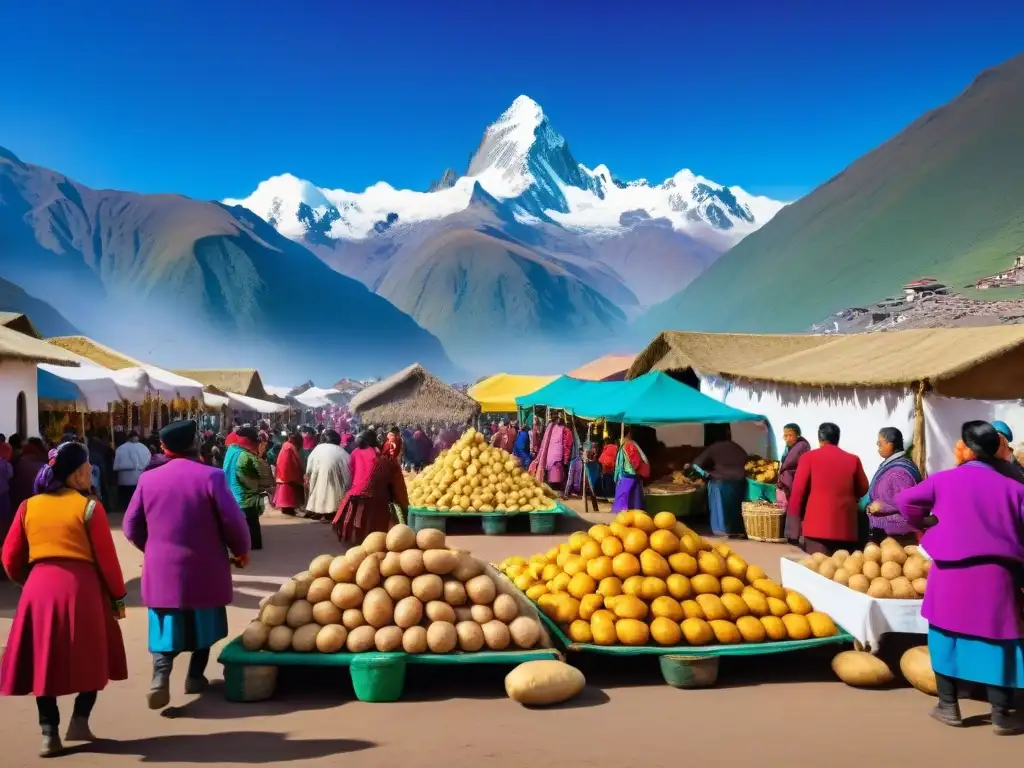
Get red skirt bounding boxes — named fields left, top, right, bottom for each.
left=0, top=559, right=127, bottom=697
left=333, top=493, right=393, bottom=544
left=273, top=482, right=305, bottom=510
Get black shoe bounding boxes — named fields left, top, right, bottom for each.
left=993, top=710, right=1024, bottom=736
left=930, top=703, right=964, bottom=727
left=184, top=676, right=209, bottom=695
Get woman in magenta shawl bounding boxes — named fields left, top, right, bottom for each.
left=333, top=430, right=408, bottom=544
left=273, top=432, right=305, bottom=515
left=889, top=421, right=1024, bottom=735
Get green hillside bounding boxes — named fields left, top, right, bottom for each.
left=639, top=53, right=1024, bottom=335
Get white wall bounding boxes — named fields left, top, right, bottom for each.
left=923, top=395, right=1024, bottom=475
left=699, top=376, right=917, bottom=477
left=0, top=360, right=40, bottom=437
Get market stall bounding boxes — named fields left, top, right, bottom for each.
left=468, top=373, right=557, bottom=414
left=517, top=372, right=766, bottom=519
left=219, top=525, right=560, bottom=703
left=780, top=542, right=928, bottom=651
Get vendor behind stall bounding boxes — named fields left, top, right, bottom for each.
left=690, top=425, right=748, bottom=537
left=777, top=423, right=809, bottom=507
left=612, top=426, right=649, bottom=512
left=864, top=427, right=922, bottom=545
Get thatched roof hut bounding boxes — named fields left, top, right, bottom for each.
left=0, top=327, right=80, bottom=366
left=629, top=327, right=1024, bottom=400
left=46, top=335, right=144, bottom=370
left=349, top=364, right=479, bottom=426
left=0, top=312, right=42, bottom=339
left=173, top=369, right=270, bottom=400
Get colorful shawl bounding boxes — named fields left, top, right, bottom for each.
left=614, top=440, right=649, bottom=483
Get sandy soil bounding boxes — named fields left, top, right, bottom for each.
left=0, top=504, right=1018, bottom=766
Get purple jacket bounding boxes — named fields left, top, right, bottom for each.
left=777, top=437, right=809, bottom=495
left=896, top=461, right=1024, bottom=640
left=123, top=457, right=251, bottom=610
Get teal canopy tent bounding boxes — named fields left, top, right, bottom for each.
left=562, top=372, right=763, bottom=425
left=515, top=376, right=588, bottom=409
left=38, top=368, right=85, bottom=404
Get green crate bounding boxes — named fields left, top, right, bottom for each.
left=745, top=479, right=777, bottom=503
left=412, top=514, right=446, bottom=533
left=217, top=638, right=561, bottom=703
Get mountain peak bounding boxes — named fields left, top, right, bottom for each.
left=502, top=95, right=545, bottom=128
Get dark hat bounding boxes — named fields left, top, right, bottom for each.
left=160, top=419, right=198, bottom=454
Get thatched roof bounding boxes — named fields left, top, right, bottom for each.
left=0, top=327, right=81, bottom=366
left=628, top=331, right=832, bottom=380
left=569, top=354, right=636, bottom=381
left=0, top=312, right=41, bottom=339
left=46, top=335, right=143, bottom=369
left=630, top=327, right=1024, bottom=399
left=172, top=369, right=269, bottom=400
left=349, top=364, right=479, bottom=426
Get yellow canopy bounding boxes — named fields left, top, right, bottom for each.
left=468, top=373, right=557, bottom=413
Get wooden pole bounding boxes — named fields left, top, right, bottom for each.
left=912, top=381, right=928, bottom=477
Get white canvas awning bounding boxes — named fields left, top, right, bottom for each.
left=225, top=391, right=289, bottom=414
left=139, top=366, right=205, bottom=402
left=294, top=387, right=344, bottom=408
left=38, top=363, right=150, bottom=411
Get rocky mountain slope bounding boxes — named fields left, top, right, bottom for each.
left=0, top=277, right=80, bottom=337
left=0, top=148, right=455, bottom=382
left=639, top=53, right=1024, bottom=337
left=225, top=96, right=783, bottom=371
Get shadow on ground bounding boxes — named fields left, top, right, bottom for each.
left=68, top=730, right=373, bottom=763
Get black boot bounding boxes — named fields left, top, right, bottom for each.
left=148, top=653, right=174, bottom=710
left=993, top=707, right=1024, bottom=735
left=929, top=701, right=963, bottom=727
left=39, top=726, right=63, bottom=758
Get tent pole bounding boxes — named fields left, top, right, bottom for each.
left=912, top=381, right=928, bottom=477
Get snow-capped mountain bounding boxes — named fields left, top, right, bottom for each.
left=224, top=95, right=785, bottom=246
left=221, top=96, right=786, bottom=374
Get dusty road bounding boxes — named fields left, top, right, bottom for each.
left=0, top=506, right=1017, bottom=766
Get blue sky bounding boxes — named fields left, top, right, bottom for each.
left=1, top=0, right=1021, bottom=202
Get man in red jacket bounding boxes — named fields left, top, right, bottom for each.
left=785, top=422, right=869, bottom=556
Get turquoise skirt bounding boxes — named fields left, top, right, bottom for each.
left=928, top=626, right=1024, bottom=688
left=148, top=607, right=228, bottom=654
left=708, top=479, right=746, bottom=536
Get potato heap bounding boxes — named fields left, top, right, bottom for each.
left=744, top=456, right=779, bottom=483
left=798, top=538, right=929, bottom=599
left=408, top=428, right=557, bottom=513
left=498, top=510, right=840, bottom=647
left=243, top=525, right=545, bottom=654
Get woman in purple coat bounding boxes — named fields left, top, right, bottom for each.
left=123, top=420, right=251, bottom=710
left=892, top=421, right=1024, bottom=735
left=865, top=427, right=922, bottom=545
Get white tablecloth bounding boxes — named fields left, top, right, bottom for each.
left=780, top=558, right=927, bottom=651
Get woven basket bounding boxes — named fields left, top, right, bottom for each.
left=741, top=501, right=786, bottom=543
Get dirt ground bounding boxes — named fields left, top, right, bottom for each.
left=1, top=502, right=1019, bottom=766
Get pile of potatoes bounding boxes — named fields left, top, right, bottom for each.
left=799, top=538, right=929, bottom=599
left=243, top=525, right=545, bottom=654
left=500, top=510, right=841, bottom=647
left=408, top=428, right=557, bottom=513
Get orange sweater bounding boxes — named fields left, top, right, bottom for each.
left=23, top=491, right=93, bottom=563
left=2, top=490, right=127, bottom=598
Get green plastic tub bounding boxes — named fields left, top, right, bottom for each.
left=529, top=512, right=559, bottom=534
left=350, top=654, right=407, bottom=703
left=481, top=515, right=508, bottom=535
left=644, top=488, right=705, bottom=518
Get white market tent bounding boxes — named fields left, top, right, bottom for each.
left=37, top=362, right=150, bottom=411
left=205, top=390, right=289, bottom=415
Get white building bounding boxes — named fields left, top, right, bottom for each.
left=0, top=323, right=80, bottom=437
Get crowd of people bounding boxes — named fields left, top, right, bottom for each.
left=0, top=408, right=1021, bottom=754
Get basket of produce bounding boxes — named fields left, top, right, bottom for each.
left=741, top=500, right=786, bottom=543
left=496, top=510, right=852, bottom=687
left=744, top=456, right=779, bottom=503
left=222, top=524, right=559, bottom=702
